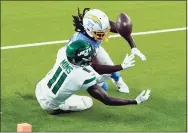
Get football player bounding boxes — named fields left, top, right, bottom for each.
left=68, top=8, right=146, bottom=93
left=36, top=40, right=150, bottom=114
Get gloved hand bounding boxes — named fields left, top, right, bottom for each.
left=97, top=74, right=111, bottom=83
left=131, top=48, right=146, bottom=61
left=135, top=89, right=151, bottom=104
left=121, top=54, right=135, bottom=69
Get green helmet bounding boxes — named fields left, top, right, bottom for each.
left=66, top=40, right=96, bottom=66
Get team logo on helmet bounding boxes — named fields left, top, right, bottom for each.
left=85, top=14, right=102, bottom=29
left=77, top=47, right=92, bottom=57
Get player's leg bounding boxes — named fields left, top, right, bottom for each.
left=35, top=81, right=59, bottom=114
left=97, top=81, right=108, bottom=91
left=36, top=81, right=93, bottom=114
left=59, top=94, right=93, bottom=111
left=95, top=46, right=129, bottom=93
left=101, top=82, right=108, bottom=91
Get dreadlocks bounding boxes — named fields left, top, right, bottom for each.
left=72, top=8, right=90, bottom=32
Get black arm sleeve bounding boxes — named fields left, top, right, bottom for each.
left=109, top=20, right=136, bottom=48
left=124, top=35, right=136, bottom=48
left=109, top=20, right=118, bottom=33
left=87, top=84, right=137, bottom=106
left=91, top=64, right=123, bottom=74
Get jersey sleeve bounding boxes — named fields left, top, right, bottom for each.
left=81, top=68, right=97, bottom=90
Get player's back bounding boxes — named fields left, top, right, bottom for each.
left=38, top=47, right=95, bottom=106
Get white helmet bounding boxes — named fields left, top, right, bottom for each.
left=83, top=9, right=111, bottom=41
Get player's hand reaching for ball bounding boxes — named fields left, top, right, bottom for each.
left=121, top=54, right=135, bottom=69
left=115, top=13, right=146, bottom=61
left=131, top=48, right=146, bottom=61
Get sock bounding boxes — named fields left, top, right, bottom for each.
left=101, top=82, right=108, bottom=91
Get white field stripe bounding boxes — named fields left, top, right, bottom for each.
left=1, top=27, right=187, bottom=50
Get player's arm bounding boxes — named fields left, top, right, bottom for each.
left=87, top=84, right=150, bottom=106
left=91, top=64, right=122, bottom=74
left=109, top=19, right=146, bottom=61
left=109, top=20, right=136, bottom=48
left=91, top=53, right=135, bottom=74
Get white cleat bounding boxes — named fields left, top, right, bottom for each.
left=117, top=83, right=130, bottom=93
left=112, top=77, right=130, bottom=93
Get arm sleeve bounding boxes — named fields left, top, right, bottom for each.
left=91, top=64, right=123, bottom=74
left=109, top=20, right=136, bottom=48
left=81, top=72, right=97, bottom=90
left=109, top=20, right=118, bottom=33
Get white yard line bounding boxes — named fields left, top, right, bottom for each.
left=1, top=27, right=187, bottom=50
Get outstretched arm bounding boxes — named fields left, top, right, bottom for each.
left=91, top=64, right=123, bottom=74
left=110, top=21, right=136, bottom=48
left=87, top=84, right=151, bottom=106
left=87, top=84, right=137, bottom=106
left=91, top=54, right=135, bottom=74
left=109, top=20, right=146, bottom=61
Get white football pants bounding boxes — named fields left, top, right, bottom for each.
left=96, top=46, right=114, bottom=65
left=35, top=82, right=93, bottom=114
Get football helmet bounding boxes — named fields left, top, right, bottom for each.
left=66, top=40, right=96, bottom=66
left=83, top=9, right=111, bottom=41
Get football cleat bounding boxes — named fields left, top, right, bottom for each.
left=112, top=77, right=130, bottom=93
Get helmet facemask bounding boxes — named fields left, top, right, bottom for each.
left=66, top=41, right=96, bottom=67
left=69, top=52, right=96, bottom=67
left=91, top=27, right=111, bottom=42
left=68, top=57, right=91, bottom=66
left=79, top=48, right=96, bottom=66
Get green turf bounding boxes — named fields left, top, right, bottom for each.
left=1, top=1, right=186, bottom=46
left=1, top=1, right=186, bottom=132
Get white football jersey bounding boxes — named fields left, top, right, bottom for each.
left=38, top=47, right=97, bottom=106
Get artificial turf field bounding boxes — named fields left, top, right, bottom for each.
left=1, top=1, right=187, bottom=132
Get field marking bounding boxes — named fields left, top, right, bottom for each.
left=1, top=27, right=187, bottom=50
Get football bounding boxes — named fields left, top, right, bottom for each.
left=116, top=13, right=132, bottom=37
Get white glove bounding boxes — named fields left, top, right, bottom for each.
left=135, top=89, right=151, bottom=104
left=97, top=74, right=111, bottom=83
left=131, top=48, right=146, bottom=61
left=121, top=54, right=135, bottom=69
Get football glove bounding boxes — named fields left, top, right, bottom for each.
left=131, top=48, right=146, bottom=61
left=121, top=54, right=135, bottom=69
left=135, top=89, right=151, bottom=104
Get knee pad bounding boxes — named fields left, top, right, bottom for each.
left=81, top=96, right=93, bottom=109
left=111, top=72, right=120, bottom=82
left=59, top=96, right=93, bottom=111
left=101, top=82, right=108, bottom=91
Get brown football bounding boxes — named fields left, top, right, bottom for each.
left=116, top=13, right=132, bottom=37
